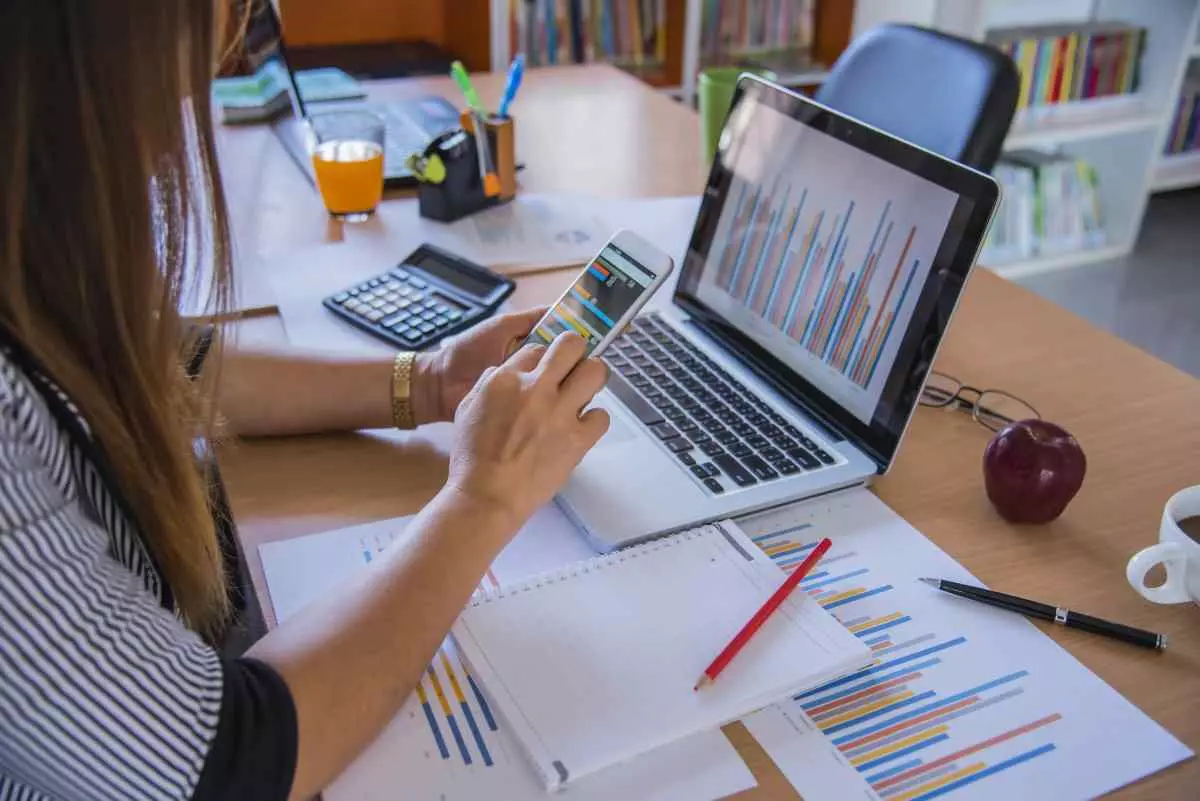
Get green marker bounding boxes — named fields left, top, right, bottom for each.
left=450, top=60, right=483, bottom=112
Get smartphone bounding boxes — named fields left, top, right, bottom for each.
left=524, top=229, right=674, bottom=358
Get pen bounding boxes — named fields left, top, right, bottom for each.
left=695, top=538, right=833, bottom=691
left=450, top=60, right=484, bottom=112
left=449, top=60, right=500, bottom=197
left=920, top=578, right=1167, bottom=651
left=497, top=54, right=525, bottom=118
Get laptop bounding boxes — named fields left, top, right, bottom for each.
left=558, top=75, right=999, bottom=551
left=243, top=0, right=460, bottom=188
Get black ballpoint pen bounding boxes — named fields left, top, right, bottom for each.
left=919, top=578, right=1168, bottom=651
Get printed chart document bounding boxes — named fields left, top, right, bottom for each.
left=736, top=489, right=1192, bottom=801
left=260, top=505, right=757, bottom=801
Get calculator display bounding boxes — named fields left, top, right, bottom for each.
left=409, top=253, right=497, bottom=299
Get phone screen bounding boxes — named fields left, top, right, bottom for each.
left=525, top=242, right=658, bottom=356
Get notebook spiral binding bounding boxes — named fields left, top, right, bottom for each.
left=468, top=525, right=718, bottom=607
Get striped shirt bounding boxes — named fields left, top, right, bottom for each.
left=0, top=350, right=296, bottom=800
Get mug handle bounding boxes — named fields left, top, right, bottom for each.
left=1126, top=543, right=1192, bottom=604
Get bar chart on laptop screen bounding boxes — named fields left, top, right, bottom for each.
left=699, top=101, right=959, bottom=423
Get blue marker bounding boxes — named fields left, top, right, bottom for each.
left=498, top=54, right=525, bottom=119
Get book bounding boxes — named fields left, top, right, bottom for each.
left=452, top=521, right=870, bottom=790
left=519, top=0, right=666, bottom=72
left=1164, top=78, right=1200, bottom=155
left=212, top=61, right=365, bottom=124
left=982, top=151, right=1106, bottom=264
left=699, top=0, right=816, bottom=68
left=987, top=22, right=1146, bottom=108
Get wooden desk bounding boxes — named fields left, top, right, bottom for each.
left=216, top=65, right=1199, bottom=799
left=216, top=64, right=704, bottom=268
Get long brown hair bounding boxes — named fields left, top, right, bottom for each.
left=0, top=3, right=240, bottom=635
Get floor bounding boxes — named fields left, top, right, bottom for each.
left=1015, top=189, right=1200, bottom=379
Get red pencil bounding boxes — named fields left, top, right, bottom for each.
left=694, top=537, right=834, bottom=691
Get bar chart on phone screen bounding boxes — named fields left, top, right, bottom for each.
left=736, top=490, right=1191, bottom=801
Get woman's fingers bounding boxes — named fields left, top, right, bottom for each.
left=498, top=306, right=550, bottom=357
left=508, top=342, right=547, bottom=372
left=534, top=333, right=588, bottom=384
left=578, top=407, right=611, bottom=446
left=560, top=358, right=609, bottom=414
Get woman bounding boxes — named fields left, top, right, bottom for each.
left=0, top=3, right=609, bottom=799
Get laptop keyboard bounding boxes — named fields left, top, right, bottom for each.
left=601, top=313, right=837, bottom=495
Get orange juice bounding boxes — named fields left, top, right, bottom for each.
left=311, top=139, right=384, bottom=216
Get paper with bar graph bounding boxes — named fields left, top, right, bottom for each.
left=695, top=99, right=960, bottom=424
left=738, top=489, right=1192, bottom=801
left=260, top=505, right=756, bottom=801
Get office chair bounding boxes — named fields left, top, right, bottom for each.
left=816, top=24, right=1019, bottom=172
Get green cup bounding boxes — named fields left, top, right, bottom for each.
left=699, top=67, right=776, bottom=170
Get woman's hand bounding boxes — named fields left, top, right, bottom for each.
left=412, top=307, right=548, bottom=425
left=443, top=333, right=610, bottom=531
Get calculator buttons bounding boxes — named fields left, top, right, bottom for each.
left=369, top=298, right=387, bottom=309
left=383, top=291, right=400, bottom=303
left=396, top=299, right=412, bottom=310
left=446, top=311, right=463, bottom=322
left=380, top=304, right=399, bottom=315
left=433, top=315, right=450, bottom=328
left=365, top=310, right=384, bottom=322
left=356, top=282, right=372, bottom=292
left=417, top=321, right=436, bottom=333
left=368, top=278, right=383, bottom=287
left=408, top=277, right=427, bottom=289
left=333, top=293, right=350, bottom=303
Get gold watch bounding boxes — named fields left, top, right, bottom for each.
left=391, top=351, right=417, bottom=430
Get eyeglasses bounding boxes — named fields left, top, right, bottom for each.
left=919, top=372, right=1040, bottom=432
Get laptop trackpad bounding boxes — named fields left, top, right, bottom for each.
left=594, top=404, right=638, bottom=447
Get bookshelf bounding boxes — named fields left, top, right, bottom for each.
left=489, top=1, right=851, bottom=104
left=858, top=0, right=1200, bottom=278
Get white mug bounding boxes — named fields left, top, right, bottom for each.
left=1126, top=486, right=1200, bottom=605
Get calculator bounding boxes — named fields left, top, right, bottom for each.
left=323, top=244, right=516, bottom=350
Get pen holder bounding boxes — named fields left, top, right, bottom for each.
left=410, top=113, right=517, bottom=223
left=463, top=112, right=517, bottom=200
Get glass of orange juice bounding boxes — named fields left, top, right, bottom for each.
left=308, top=110, right=386, bottom=222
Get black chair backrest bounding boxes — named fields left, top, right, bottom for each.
left=815, top=24, right=1019, bottom=172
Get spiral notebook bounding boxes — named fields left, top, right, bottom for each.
left=452, top=521, right=871, bottom=790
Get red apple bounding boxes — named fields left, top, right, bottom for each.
left=982, top=420, right=1086, bottom=524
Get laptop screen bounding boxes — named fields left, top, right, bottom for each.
left=676, top=78, right=998, bottom=470
left=241, top=0, right=308, bottom=121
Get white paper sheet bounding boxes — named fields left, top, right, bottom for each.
left=259, top=504, right=756, bottom=801
left=264, top=240, right=428, bottom=356
left=583, top=195, right=702, bottom=273
left=350, top=194, right=612, bottom=273
left=736, top=489, right=1193, bottom=801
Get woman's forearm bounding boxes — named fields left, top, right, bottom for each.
left=211, top=347, right=439, bottom=436
left=247, top=487, right=517, bottom=801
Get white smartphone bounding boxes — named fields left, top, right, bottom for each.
left=523, top=229, right=674, bottom=358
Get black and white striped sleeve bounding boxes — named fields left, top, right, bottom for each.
left=0, top=381, right=297, bottom=799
